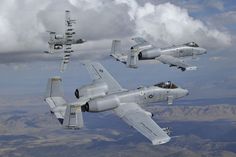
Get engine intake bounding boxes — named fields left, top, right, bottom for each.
left=138, top=52, right=142, bottom=60
left=55, top=35, right=64, bottom=39
left=54, top=44, right=63, bottom=49
left=74, top=89, right=80, bottom=99
left=140, top=48, right=161, bottom=59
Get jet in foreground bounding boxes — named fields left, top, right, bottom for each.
left=45, top=10, right=86, bottom=72
left=44, top=62, right=189, bottom=145
left=111, top=37, right=207, bottom=71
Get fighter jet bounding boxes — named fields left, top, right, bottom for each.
left=111, top=37, right=207, bottom=71
left=45, top=10, right=86, bottom=72
left=44, top=62, right=189, bottom=145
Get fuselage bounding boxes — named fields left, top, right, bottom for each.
left=82, top=82, right=188, bottom=112
left=113, top=86, right=187, bottom=104
left=137, top=42, right=207, bottom=60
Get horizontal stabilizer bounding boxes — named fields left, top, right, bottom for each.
left=45, top=77, right=67, bottom=124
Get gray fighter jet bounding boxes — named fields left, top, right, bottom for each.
left=111, top=37, right=207, bottom=71
left=44, top=62, right=189, bottom=145
left=45, top=10, right=86, bottom=72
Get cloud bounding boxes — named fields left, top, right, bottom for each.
left=206, top=0, right=224, bottom=11
left=116, top=1, right=231, bottom=49
left=0, top=0, right=50, bottom=52
left=37, top=0, right=135, bottom=41
left=209, top=56, right=227, bottom=62
left=0, top=0, right=232, bottom=57
left=208, top=11, right=236, bottom=26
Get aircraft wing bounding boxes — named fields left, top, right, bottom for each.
left=156, top=55, right=197, bottom=71
left=114, top=103, right=171, bottom=145
left=60, top=44, right=73, bottom=72
left=132, top=37, right=149, bottom=45
left=85, top=62, right=125, bottom=94
left=60, top=10, right=76, bottom=72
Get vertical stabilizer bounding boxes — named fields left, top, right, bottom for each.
left=111, top=40, right=121, bottom=55
left=44, top=77, right=84, bottom=129
left=47, top=32, right=56, bottom=53
left=45, top=77, right=66, bottom=124
left=127, top=47, right=138, bottom=68
left=45, top=77, right=64, bottom=98
left=63, top=104, right=84, bottom=129
left=49, top=32, right=56, bottom=42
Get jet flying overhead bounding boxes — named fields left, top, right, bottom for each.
left=44, top=62, right=189, bottom=145
left=111, top=37, right=207, bottom=71
left=45, top=10, right=86, bottom=72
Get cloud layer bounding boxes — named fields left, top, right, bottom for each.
left=0, top=0, right=232, bottom=53
left=116, top=0, right=231, bottom=49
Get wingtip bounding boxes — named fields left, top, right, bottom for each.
left=131, top=37, right=138, bottom=40
left=152, top=137, right=171, bottom=145
left=186, top=66, right=198, bottom=71
left=51, top=76, right=62, bottom=81
left=58, top=118, right=64, bottom=125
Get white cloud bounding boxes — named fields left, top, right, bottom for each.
left=206, top=0, right=224, bottom=11
left=0, top=0, right=232, bottom=55
left=68, top=0, right=105, bottom=11
left=209, top=11, right=236, bottom=26
left=209, top=56, right=227, bottom=62
left=116, top=1, right=231, bottom=49
left=0, top=0, right=50, bottom=52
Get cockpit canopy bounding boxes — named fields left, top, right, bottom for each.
left=184, top=42, right=199, bottom=47
left=154, top=81, right=178, bottom=89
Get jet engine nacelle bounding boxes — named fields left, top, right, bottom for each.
left=54, top=44, right=63, bottom=49
left=83, top=95, right=120, bottom=112
left=55, top=35, right=64, bottom=39
left=132, top=43, right=153, bottom=52
left=144, top=111, right=154, bottom=117
left=75, top=82, right=109, bottom=99
left=139, top=48, right=161, bottom=59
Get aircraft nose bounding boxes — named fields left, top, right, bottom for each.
left=201, top=48, right=207, bottom=54
left=184, top=89, right=189, bottom=96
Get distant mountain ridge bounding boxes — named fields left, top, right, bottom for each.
left=148, top=104, right=236, bottom=122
